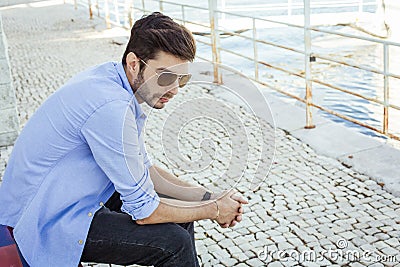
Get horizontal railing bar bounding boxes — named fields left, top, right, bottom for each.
left=310, top=26, right=400, bottom=47
left=254, top=58, right=400, bottom=111
left=219, top=46, right=254, bottom=61
left=224, top=2, right=376, bottom=9
left=315, top=105, right=400, bottom=140
left=216, top=11, right=400, bottom=47
left=173, top=18, right=210, bottom=29
left=148, top=0, right=209, bottom=11
left=258, top=60, right=400, bottom=111
left=215, top=27, right=305, bottom=54
left=259, top=60, right=400, bottom=111
left=150, top=0, right=375, bottom=11
left=251, top=77, right=400, bottom=141
left=213, top=10, right=304, bottom=29
left=249, top=76, right=308, bottom=103
left=258, top=60, right=305, bottom=79
left=209, top=5, right=400, bottom=48
left=201, top=29, right=400, bottom=112
left=307, top=0, right=375, bottom=6
left=311, top=78, right=400, bottom=111
left=222, top=3, right=376, bottom=12
left=196, top=27, right=400, bottom=81
left=313, top=103, right=400, bottom=140
left=313, top=53, right=400, bottom=79
left=195, top=55, right=212, bottom=62
left=196, top=39, right=212, bottom=46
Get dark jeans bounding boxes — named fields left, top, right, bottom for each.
left=80, top=192, right=200, bottom=267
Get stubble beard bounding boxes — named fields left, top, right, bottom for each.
left=133, top=72, right=169, bottom=110
left=132, top=71, right=160, bottom=109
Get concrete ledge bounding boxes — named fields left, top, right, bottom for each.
left=266, top=95, right=331, bottom=132
left=0, top=131, right=19, bottom=146
left=0, top=37, right=5, bottom=59
left=0, top=107, right=19, bottom=133
left=291, top=122, right=383, bottom=158
left=262, top=90, right=400, bottom=196
left=0, top=83, right=15, bottom=109
left=0, top=58, right=11, bottom=83
left=0, top=13, right=19, bottom=147
left=339, top=146, right=400, bottom=196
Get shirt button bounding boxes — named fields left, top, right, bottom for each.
left=88, top=212, right=93, bottom=217
left=99, top=202, right=104, bottom=206
left=78, top=240, right=83, bottom=245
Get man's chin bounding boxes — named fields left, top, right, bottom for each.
left=152, top=100, right=166, bottom=109
left=144, top=98, right=166, bottom=109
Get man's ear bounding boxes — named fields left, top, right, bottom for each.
left=126, top=52, right=140, bottom=75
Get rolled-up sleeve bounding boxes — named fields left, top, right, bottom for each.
left=80, top=99, right=159, bottom=220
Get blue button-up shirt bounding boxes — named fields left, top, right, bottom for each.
left=0, top=62, right=160, bottom=266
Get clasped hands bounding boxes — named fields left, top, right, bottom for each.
left=211, top=190, right=248, bottom=228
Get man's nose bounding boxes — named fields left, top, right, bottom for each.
left=168, top=86, right=179, bottom=96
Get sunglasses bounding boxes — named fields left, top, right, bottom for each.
left=140, top=59, right=192, bottom=88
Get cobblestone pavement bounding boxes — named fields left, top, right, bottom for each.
left=0, top=1, right=399, bottom=267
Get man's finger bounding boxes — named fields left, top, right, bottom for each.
left=235, top=215, right=242, bottom=222
left=231, top=193, right=249, bottom=204
left=238, top=206, right=243, bottom=213
left=229, top=220, right=237, bottom=227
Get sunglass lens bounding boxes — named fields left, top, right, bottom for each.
left=157, top=72, right=177, bottom=87
left=179, top=74, right=192, bottom=88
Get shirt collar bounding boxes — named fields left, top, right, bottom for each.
left=116, top=62, right=133, bottom=96
left=115, top=62, right=146, bottom=121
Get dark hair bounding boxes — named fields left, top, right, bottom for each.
left=122, top=12, right=196, bottom=66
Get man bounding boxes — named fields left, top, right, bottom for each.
left=0, top=12, right=247, bottom=266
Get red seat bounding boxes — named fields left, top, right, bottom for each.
left=0, top=225, right=29, bottom=267
left=0, top=225, right=87, bottom=267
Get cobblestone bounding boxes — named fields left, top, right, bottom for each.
left=0, top=1, right=399, bottom=267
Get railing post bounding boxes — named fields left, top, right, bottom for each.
left=74, top=0, right=77, bottom=10
left=304, top=0, right=315, bottom=129
left=123, top=0, right=129, bottom=28
left=128, top=1, right=134, bottom=28
left=252, top=18, right=259, bottom=81
left=88, top=0, right=93, bottom=19
left=221, top=0, right=226, bottom=20
left=104, top=0, right=111, bottom=28
left=181, top=5, right=186, bottom=25
left=208, top=0, right=222, bottom=84
left=114, top=0, right=120, bottom=25
left=383, top=43, right=389, bottom=135
left=141, top=0, right=146, bottom=13
left=159, top=0, right=164, bottom=13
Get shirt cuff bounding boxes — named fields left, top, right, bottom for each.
left=122, top=193, right=160, bottom=220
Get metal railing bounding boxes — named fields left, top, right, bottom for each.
left=71, top=0, right=400, bottom=140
